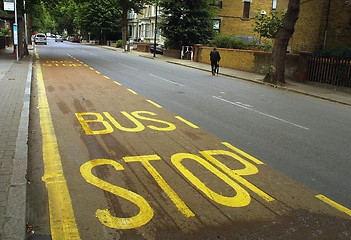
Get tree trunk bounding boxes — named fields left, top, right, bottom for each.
left=122, top=7, right=128, bottom=49
left=264, top=0, right=300, bottom=84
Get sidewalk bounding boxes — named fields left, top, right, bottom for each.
left=100, top=45, right=351, bottom=106
left=0, top=47, right=32, bottom=240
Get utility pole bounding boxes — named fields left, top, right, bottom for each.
left=153, top=5, right=158, bottom=58
left=14, top=0, right=19, bottom=61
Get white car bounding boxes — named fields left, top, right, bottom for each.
left=34, top=33, right=47, bottom=45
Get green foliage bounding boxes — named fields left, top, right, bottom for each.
left=0, top=28, right=11, bottom=37
left=209, top=34, right=248, bottom=50
left=253, top=10, right=285, bottom=39
left=30, top=0, right=78, bottom=34
left=313, top=47, right=351, bottom=60
left=116, top=40, right=123, bottom=48
left=209, top=34, right=273, bottom=52
left=78, top=0, right=121, bottom=39
left=159, top=0, right=215, bottom=50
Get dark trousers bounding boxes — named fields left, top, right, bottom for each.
left=211, top=61, right=218, bottom=74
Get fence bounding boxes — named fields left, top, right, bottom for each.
left=307, top=57, right=351, bottom=88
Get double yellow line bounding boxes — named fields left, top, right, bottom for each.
left=36, top=50, right=81, bottom=239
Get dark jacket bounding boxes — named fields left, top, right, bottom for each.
left=210, top=49, right=221, bottom=62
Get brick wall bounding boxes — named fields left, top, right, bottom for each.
left=196, top=46, right=300, bottom=79
left=218, top=0, right=351, bottom=53
left=325, top=0, right=351, bottom=49
left=219, top=0, right=272, bottom=37
left=277, top=0, right=327, bottom=52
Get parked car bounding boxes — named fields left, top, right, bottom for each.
left=55, top=35, right=63, bottom=42
left=34, top=33, right=47, bottom=45
left=68, top=36, right=80, bottom=43
left=150, top=45, right=163, bottom=54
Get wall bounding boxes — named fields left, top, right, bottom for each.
left=277, top=0, right=327, bottom=52
left=325, top=0, right=351, bottom=49
left=219, top=0, right=272, bottom=37
left=219, top=0, right=351, bottom=53
left=196, top=46, right=300, bottom=79
left=163, top=49, right=181, bottom=59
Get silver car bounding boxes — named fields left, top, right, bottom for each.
left=34, top=33, right=47, bottom=45
left=55, top=35, right=63, bottom=42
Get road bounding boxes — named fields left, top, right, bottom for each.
left=26, top=38, right=351, bottom=239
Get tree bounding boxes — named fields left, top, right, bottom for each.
left=264, top=0, right=300, bottom=84
left=29, top=0, right=79, bottom=34
left=253, top=10, right=285, bottom=41
left=79, top=0, right=121, bottom=44
left=159, top=0, right=215, bottom=50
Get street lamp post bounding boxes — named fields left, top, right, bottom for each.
left=153, top=5, right=158, bottom=58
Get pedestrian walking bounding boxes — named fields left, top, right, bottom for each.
left=210, top=47, right=221, bottom=76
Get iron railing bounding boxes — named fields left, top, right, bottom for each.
left=307, top=57, right=351, bottom=88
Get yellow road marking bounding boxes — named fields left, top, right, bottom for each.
left=175, top=116, right=199, bottom=128
left=37, top=63, right=81, bottom=239
left=127, top=89, right=138, bottom=95
left=34, top=46, right=39, bottom=59
left=316, top=195, right=351, bottom=216
left=114, top=81, right=122, bottom=86
left=222, top=142, right=264, bottom=165
left=124, top=155, right=195, bottom=218
left=104, top=76, right=111, bottom=80
left=172, top=153, right=251, bottom=207
left=200, top=150, right=274, bottom=202
left=147, top=100, right=162, bottom=108
left=95, top=71, right=101, bottom=74
left=80, top=159, right=154, bottom=229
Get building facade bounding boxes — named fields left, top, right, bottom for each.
left=128, top=1, right=351, bottom=52
left=128, top=5, right=163, bottom=45
left=218, top=0, right=351, bottom=52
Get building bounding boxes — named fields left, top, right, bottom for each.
left=128, top=5, right=163, bottom=45
left=217, top=0, right=351, bottom=53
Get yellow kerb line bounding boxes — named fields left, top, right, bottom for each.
left=316, top=195, right=351, bottom=216
left=35, top=46, right=39, bottom=59
left=37, top=63, right=81, bottom=239
left=147, top=100, right=162, bottom=108
left=114, top=81, right=122, bottom=86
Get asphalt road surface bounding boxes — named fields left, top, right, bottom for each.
left=26, top=38, right=351, bottom=239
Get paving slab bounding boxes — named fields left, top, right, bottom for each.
left=0, top=47, right=32, bottom=240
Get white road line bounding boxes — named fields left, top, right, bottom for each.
left=119, top=63, right=137, bottom=70
left=213, top=96, right=310, bottom=130
left=149, top=74, right=185, bottom=87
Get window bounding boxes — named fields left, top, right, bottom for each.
left=243, top=1, right=251, bottom=19
left=213, top=19, right=221, bottom=32
left=272, top=0, right=277, bottom=10
left=210, top=1, right=222, bottom=9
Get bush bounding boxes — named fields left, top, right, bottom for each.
left=0, top=28, right=11, bottom=37
left=210, top=34, right=248, bottom=50
left=116, top=40, right=123, bottom=48
left=313, top=47, right=351, bottom=60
